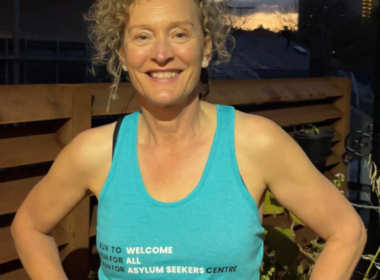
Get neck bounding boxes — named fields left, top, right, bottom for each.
left=138, top=93, right=206, bottom=147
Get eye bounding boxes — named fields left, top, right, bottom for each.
left=137, top=35, right=148, bottom=40
left=175, top=33, right=186, bottom=39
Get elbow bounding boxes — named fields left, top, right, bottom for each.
left=10, top=220, right=22, bottom=253
left=11, top=214, right=29, bottom=243
left=354, top=215, right=367, bottom=248
left=358, top=222, right=367, bottom=251
left=331, top=217, right=367, bottom=252
left=346, top=218, right=367, bottom=253
left=11, top=216, right=22, bottom=241
left=11, top=215, right=34, bottom=253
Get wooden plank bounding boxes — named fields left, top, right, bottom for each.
left=0, top=134, right=62, bottom=169
left=326, top=152, right=341, bottom=167
left=0, top=162, right=51, bottom=183
left=0, top=176, right=43, bottom=215
left=331, top=131, right=343, bottom=143
left=1, top=268, right=31, bottom=280
left=89, top=205, right=98, bottom=237
left=58, top=90, right=92, bottom=280
left=90, top=244, right=101, bottom=271
left=89, top=78, right=345, bottom=116
left=208, top=78, right=344, bottom=105
left=0, top=119, right=67, bottom=140
left=88, top=83, right=140, bottom=116
left=91, top=243, right=99, bottom=255
left=0, top=84, right=73, bottom=125
left=254, top=104, right=343, bottom=127
left=0, top=79, right=347, bottom=120
left=0, top=226, right=70, bottom=264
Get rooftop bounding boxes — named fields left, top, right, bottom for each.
left=210, top=29, right=310, bottom=80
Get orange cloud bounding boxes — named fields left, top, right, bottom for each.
left=230, top=11, right=298, bottom=32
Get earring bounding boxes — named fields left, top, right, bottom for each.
left=122, top=65, right=127, bottom=71
left=202, top=60, right=207, bottom=67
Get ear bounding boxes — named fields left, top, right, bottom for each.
left=117, top=48, right=128, bottom=71
left=203, top=37, right=213, bottom=63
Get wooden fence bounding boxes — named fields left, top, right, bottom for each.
left=0, top=77, right=351, bottom=279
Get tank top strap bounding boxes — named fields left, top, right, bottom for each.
left=112, top=111, right=140, bottom=163
left=210, top=104, right=261, bottom=214
left=98, top=111, right=140, bottom=203
left=112, top=115, right=127, bottom=160
left=213, top=104, right=236, bottom=152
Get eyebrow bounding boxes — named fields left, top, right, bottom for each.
left=128, top=21, right=194, bottom=32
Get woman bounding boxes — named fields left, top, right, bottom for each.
left=11, top=0, right=366, bottom=279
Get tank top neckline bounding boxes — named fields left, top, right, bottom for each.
left=131, top=105, right=222, bottom=208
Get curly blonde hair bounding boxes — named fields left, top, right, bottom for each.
left=84, top=0, right=234, bottom=111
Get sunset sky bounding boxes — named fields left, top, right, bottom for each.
left=232, top=0, right=295, bottom=7
left=230, top=0, right=298, bottom=31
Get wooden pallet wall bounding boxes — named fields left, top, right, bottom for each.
left=0, top=77, right=351, bottom=279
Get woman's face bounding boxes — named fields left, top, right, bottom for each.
left=122, top=0, right=210, bottom=106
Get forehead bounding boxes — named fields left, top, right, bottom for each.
left=128, top=0, right=200, bottom=26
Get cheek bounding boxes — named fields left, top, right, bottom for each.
left=175, top=44, right=203, bottom=65
left=126, top=46, right=150, bottom=68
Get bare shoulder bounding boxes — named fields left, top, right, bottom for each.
left=42, top=121, right=117, bottom=198
left=234, top=110, right=287, bottom=159
left=233, top=111, right=285, bottom=208
left=65, top=122, right=115, bottom=173
left=235, top=110, right=365, bottom=242
left=12, top=122, right=117, bottom=235
left=234, top=109, right=314, bottom=183
left=60, top=122, right=116, bottom=194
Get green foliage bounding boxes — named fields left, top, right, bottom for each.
left=263, top=191, right=284, bottom=215
left=300, top=124, right=319, bottom=136
left=261, top=191, right=325, bottom=279
left=264, top=191, right=304, bottom=226
left=260, top=267, right=275, bottom=280
left=362, top=155, right=380, bottom=279
left=332, top=173, right=345, bottom=189
left=88, top=271, right=98, bottom=280
left=264, top=226, right=299, bottom=267
left=289, top=212, right=305, bottom=226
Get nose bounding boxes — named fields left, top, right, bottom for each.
left=150, top=35, right=174, bottom=64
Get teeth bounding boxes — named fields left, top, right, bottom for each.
left=150, top=72, right=179, bottom=78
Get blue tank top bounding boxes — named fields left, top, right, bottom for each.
left=96, top=104, right=264, bottom=279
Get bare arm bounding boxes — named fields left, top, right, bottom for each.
left=11, top=128, right=108, bottom=280
left=250, top=116, right=366, bottom=280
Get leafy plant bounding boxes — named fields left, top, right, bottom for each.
left=88, top=271, right=98, bottom=280
left=261, top=267, right=275, bottom=280
left=332, top=173, right=345, bottom=194
left=300, top=124, right=320, bottom=136
left=260, top=191, right=324, bottom=280
left=361, top=155, right=380, bottom=280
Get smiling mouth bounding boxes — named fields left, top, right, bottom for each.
left=147, top=71, right=182, bottom=79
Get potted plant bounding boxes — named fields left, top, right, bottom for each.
left=293, top=124, right=336, bottom=170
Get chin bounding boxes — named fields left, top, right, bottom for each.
left=143, top=91, right=185, bottom=107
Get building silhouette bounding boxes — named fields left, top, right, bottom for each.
left=298, top=0, right=378, bottom=77
left=298, top=0, right=348, bottom=41
left=0, top=0, right=103, bottom=85
left=361, top=0, right=377, bottom=18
